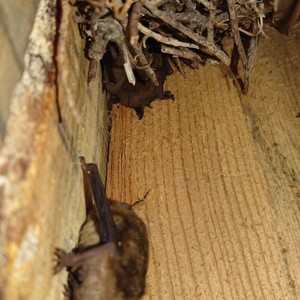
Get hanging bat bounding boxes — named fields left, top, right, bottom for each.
left=54, top=157, right=149, bottom=299
left=102, top=45, right=174, bottom=119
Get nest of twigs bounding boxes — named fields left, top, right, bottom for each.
left=72, top=0, right=277, bottom=118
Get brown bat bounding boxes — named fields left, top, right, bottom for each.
left=54, top=157, right=149, bottom=299
left=103, top=46, right=174, bottom=119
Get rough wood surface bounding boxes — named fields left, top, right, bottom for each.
left=0, top=0, right=40, bottom=142
left=0, top=1, right=108, bottom=299
left=106, top=27, right=300, bottom=299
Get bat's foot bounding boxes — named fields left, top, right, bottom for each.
left=53, top=248, right=72, bottom=274
left=162, top=91, right=175, bottom=100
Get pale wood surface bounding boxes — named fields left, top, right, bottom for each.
left=106, top=27, right=300, bottom=299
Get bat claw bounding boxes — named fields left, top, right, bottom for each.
left=162, top=91, right=175, bottom=100
left=53, top=248, right=68, bottom=274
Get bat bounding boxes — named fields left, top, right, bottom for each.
left=54, top=157, right=149, bottom=299
left=103, top=45, right=174, bottom=119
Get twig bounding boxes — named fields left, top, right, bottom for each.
left=122, top=45, right=136, bottom=85
left=161, top=45, right=202, bottom=63
left=138, top=23, right=199, bottom=49
left=243, top=25, right=259, bottom=93
left=238, top=27, right=255, bottom=37
left=173, top=11, right=206, bottom=26
left=207, top=8, right=215, bottom=43
left=128, top=1, right=144, bottom=44
left=104, top=17, right=136, bottom=85
left=130, top=42, right=159, bottom=86
left=227, top=0, right=247, bottom=68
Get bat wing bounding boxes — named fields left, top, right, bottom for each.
left=80, top=157, right=117, bottom=243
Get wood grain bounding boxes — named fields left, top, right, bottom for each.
left=106, top=27, right=300, bottom=299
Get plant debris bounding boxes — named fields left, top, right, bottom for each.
left=72, top=0, right=282, bottom=118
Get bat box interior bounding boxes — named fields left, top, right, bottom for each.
left=0, top=1, right=300, bottom=299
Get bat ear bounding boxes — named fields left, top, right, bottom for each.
left=53, top=248, right=68, bottom=274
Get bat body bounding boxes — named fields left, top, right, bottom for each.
left=55, top=158, right=149, bottom=300
left=103, top=46, right=174, bottom=119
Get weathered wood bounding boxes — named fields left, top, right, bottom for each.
left=0, top=0, right=40, bottom=142
left=0, top=1, right=108, bottom=299
left=106, top=27, right=300, bottom=299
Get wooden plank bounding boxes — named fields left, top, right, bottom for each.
left=106, top=27, right=300, bottom=299
left=0, top=1, right=108, bottom=299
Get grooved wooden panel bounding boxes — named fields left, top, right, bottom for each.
left=106, top=27, right=300, bottom=299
